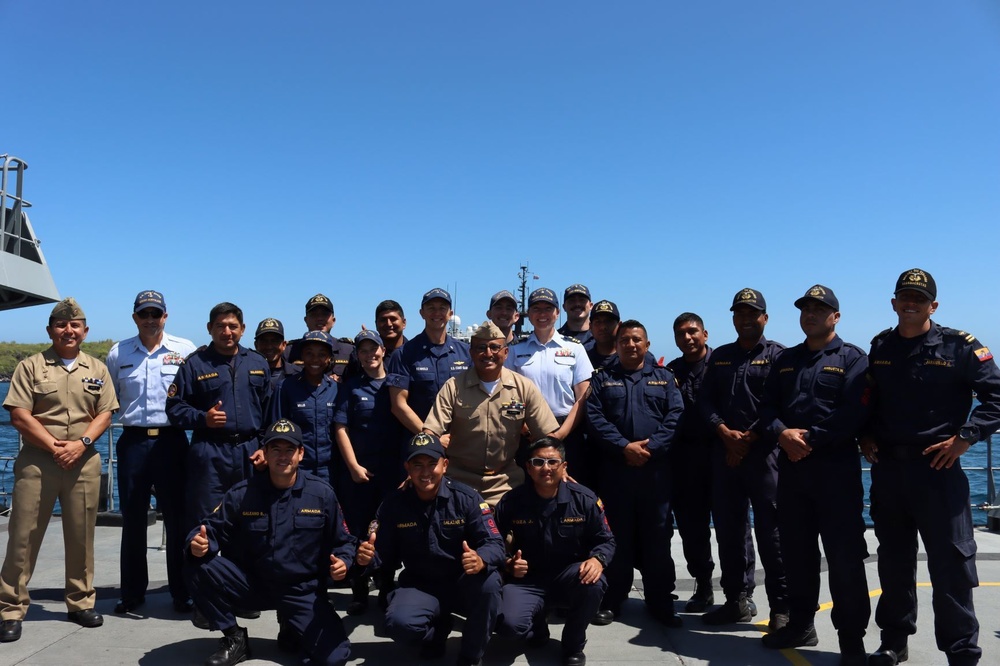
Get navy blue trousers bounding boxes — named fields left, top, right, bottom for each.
left=184, top=438, right=257, bottom=532
left=670, top=440, right=715, bottom=582
left=711, top=443, right=787, bottom=608
left=116, top=427, right=188, bottom=603
left=777, top=450, right=870, bottom=634
left=871, top=458, right=980, bottom=665
left=497, top=563, right=607, bottom=653
left=186, top=554, right=350, bottom=666
left=384, top=570, right=501, bottom=662
left=598, top=459, right=675, bottom=613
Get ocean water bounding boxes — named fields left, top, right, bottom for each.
left=0, top=384, right=996, bottom=523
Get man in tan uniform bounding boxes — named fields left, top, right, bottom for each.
left=0, top=298, right=118, bottom=643
left=424, top=321, right=559, bottom=506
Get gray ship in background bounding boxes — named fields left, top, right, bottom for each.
left=0, top=154, right=59, bottom=312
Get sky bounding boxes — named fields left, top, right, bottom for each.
left=3, top=1, right=999, bottom=361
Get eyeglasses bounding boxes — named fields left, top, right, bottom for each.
left=473, top=343, right=505, bottom=354
left=136, top=310, right=164, bottom=320
left=528, top=457, right=564, bottom=468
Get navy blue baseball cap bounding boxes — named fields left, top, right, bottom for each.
left=489, top=290, right=517, bottom=309
left=794, top=285, right=840, bottom=311
left=255, top=318, right=284, bottom=339
left=894, top=268, right=936, bottom=300
left=301, top=330, right=334, bottom=351
left=563, top=284, right=591, bottom=300
left=528, top=287, right=559, bottom=308
left=355, top=329, right=384, bottom=347
left=134, top=290, right=166, bottom=313
left=305, top=294, right=334, bottom=314
left=590, top=299, right=620, bottom=321
left=422, top=288, right=452, bottom=306
left=262, top=419, right=303, bottom=448
left=730, top=288, right=767, bottom=312
left=406, top=432, right=447, bottom=461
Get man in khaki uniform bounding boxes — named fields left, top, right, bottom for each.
left=424, top=321, right=559, bottom=506
left=0, top=298, right=118, bottom=643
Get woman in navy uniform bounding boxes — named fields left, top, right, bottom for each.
left=333, top=330, right=402, bottom=614
left=269, top=331, right=339, bottom=483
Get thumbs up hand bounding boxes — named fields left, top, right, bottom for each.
left=190, top=524, right=209, bottom=557
left=357, top=532, right=376, bottom=567
left=329, top=553, right=347, bottom=581
left=206, top=400, right=227, bottom=428
left=510, top=549, right=528, bottom=578
left=461, top=540, right=484, bottom=575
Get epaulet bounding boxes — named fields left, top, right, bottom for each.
left=186, top=347, right=205, bottom=360
left=563, top=335, right=583, bottom=345
left=843, top=341, right=867, bottom=355
left=338, top=337, right=355, bottom=346
left=942, top=327, right=976, bottom=343
left=870, top=328, right=892, bottom=344
left=249, top=348, right=267, bottom=359
left=566, top=481, right=598, bottom=501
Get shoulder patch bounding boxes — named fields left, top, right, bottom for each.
left=975, top=347, right=993, bottom=363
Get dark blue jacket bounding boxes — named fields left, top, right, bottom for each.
left=372, top=478, right=505, bottom=586
left=867, top=322, right=1000, bottom=448
left=494, top=480, right=615, bottom=581
left=698, top=337, right=785, bottom=439
left=283, top=337, right=356, bottom=380
left=586, top=357, right=684, bottom=460
left=269, top=373, right=339, bottom=475
left=332, top=372, right=398, bottom=469
left=186, top=471, right=357, bottom=595
left=666, top=347, right=713, bottom=444
left=166, top=344, right=271, bottom=440
left=385, top=331, right=471, bottom=421
left=759, top=335, right=869, bottom=453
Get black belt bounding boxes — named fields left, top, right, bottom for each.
left=199, top=431, right=258, bottom=444
left=122, top=426, right=177, bottom=437
left=881, top=445, right=927, bottom=462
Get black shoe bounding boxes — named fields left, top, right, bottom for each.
left=0, top=619, right=22, bottom=643
left=527, top=620, right=550, bottom=648
left=420, top=638, right=447, bottom=659
left=868, top=645, right=908, bottom=665
left=192, top=608, right=211, bottom=630
left=702, top=597, right=751, bottom=625
left=648, top=606, right=683, bottom=628
left=455, top=656, right=481, bottom=666
left=564, top=652, right=586, bottom=666
left=114, top=598, right=145, bottom=614
left=346, top=598, right=369, bottom=616
left=173, top=598, right=195, bottom=613
left=67, top=609, right=104, bottom=628
left=685, top=580, right=715, bottom=613
left=232, top=607, right=260, bottom=620
left=761, top=624, right=818, bottom=649
left=277, top=623, right=302, bottom=653
left=841, top=653, right=868, bottom=666
left=205, top=626, right=250, bottom=666
left=768, top=610, right=790, bottom=631
left=591, top=609, right=615, bottom=626
left=839, top=634, right=866, bottom=665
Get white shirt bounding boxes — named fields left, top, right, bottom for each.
left=505, top=332, right=593, bottom=418
left=106, top=332, right=197, bottom=427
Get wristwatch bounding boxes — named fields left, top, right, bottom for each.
left=958, top=426, right=979, bottom=445
left=81, top=436, right=93, bottom=448
left=593, top=553, right=608, bottom=569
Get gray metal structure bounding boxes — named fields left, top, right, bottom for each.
left=0, top=154, right=59, bottom=311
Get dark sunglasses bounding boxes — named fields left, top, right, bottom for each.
left=135, top=309, right=164, bottom=320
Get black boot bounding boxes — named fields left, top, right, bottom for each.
left=685, top=579, right=715, bottom=613
left=205, top=625, right=250, bottom=666
left=347, top=576, right=370, bottom=616
left=702, top=594, right=751, bottom=625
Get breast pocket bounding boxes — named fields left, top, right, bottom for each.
left=643, top=384, right=669, bottom=413
left=292, top=513, right=326, bottom=558
left=160, top=365, right=180, bottom=392
left=33, top=381, right=57, bottom=398
left=813, top=372, right=844, bottom=401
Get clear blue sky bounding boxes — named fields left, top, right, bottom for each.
left=3, top=1, right=999, bottom=360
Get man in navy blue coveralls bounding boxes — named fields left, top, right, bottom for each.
left=757, top=285, right=871, bottom=664
left=862, top=269, right=1000, bottom=666
left=166, top=302, right=271, bottom=533
left=495, top=436, right=615, bottom=666
left=186, top=419, right=357, bottom=666
left=699, top=288, right=789, bottom=628
left=355, top=433, right=504, bottom=666
left=586, top=319, right=685, bottom=626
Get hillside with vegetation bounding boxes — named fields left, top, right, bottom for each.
left=0, top=340, right=115, bottom=380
